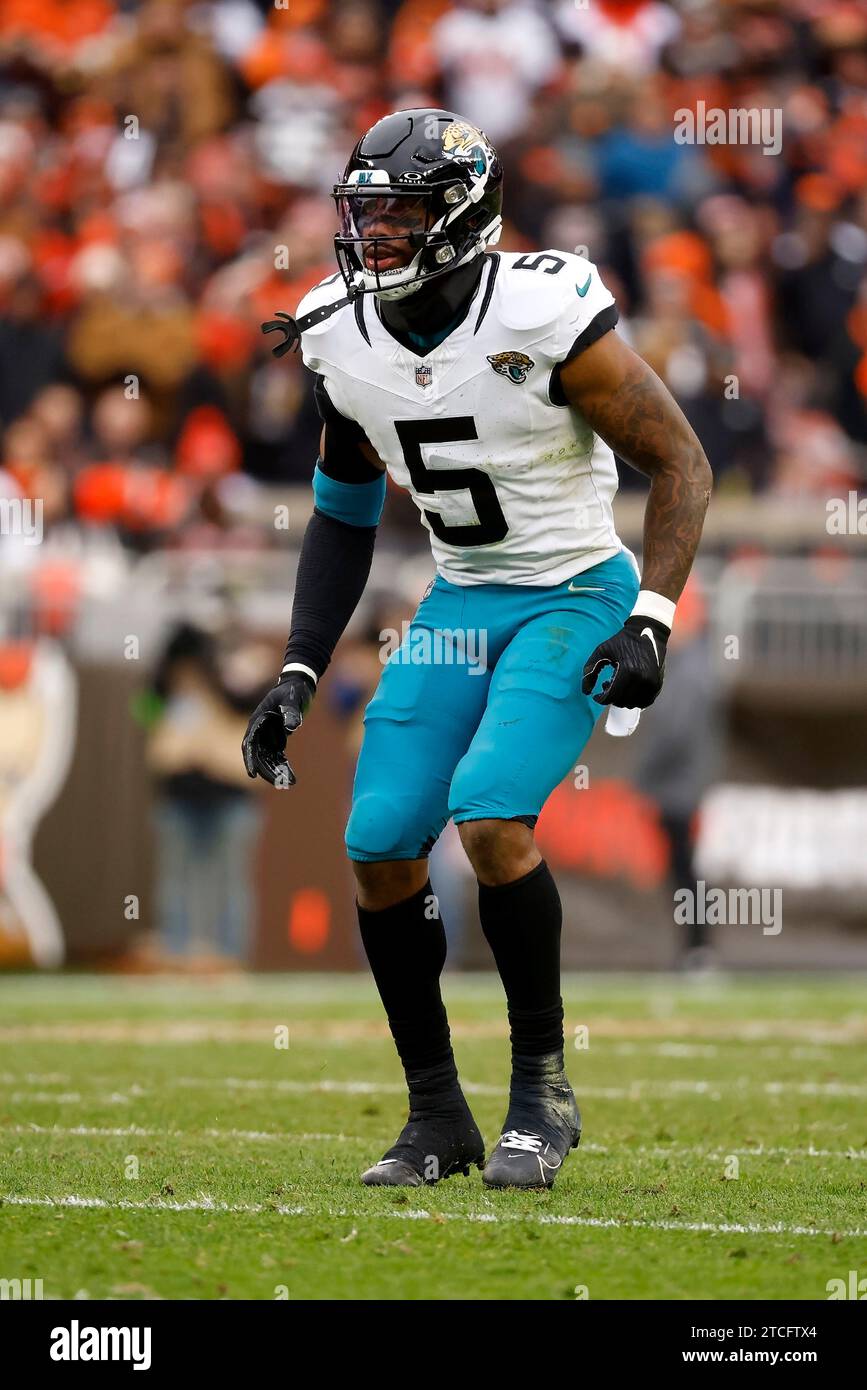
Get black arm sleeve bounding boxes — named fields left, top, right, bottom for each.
left=281, top=376, right=381, bottom=681
left=282, top=509, right=376, bottom=682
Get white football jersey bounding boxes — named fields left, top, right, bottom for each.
left=297, top=250, right=630, bottom=587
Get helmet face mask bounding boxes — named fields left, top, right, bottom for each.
left=334, top=186, right=442, bottom=298
left=332, top=110, right=503, bottom=301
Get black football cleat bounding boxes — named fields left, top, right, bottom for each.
left=361, top=1094, right=485, bottom=1187
left=483, top=1054, right=581, bottom=1191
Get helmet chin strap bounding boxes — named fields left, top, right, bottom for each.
left=373, top=274, right=429, bottom=304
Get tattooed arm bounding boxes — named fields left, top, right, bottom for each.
left=559, top=329, right=712, bottom=708
left=558, top=330, right=712, bottom=603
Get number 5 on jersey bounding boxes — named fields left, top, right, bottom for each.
left=395, top=418, right=509, bottom=548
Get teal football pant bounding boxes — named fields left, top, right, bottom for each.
left=345, top=549, right=640, bottom=862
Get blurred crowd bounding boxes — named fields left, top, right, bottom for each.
left=0, top=0, right=865, bottom=558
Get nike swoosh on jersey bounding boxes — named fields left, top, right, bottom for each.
left=576, top=274, right=592, bottom=297
left=567, top=583, right=606, bottom=592
left=641, top=626, right=660, bottom=664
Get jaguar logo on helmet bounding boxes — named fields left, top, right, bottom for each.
left=442, top=120, right=493, bottom=178
left=487, top=351, right=535, bottom=385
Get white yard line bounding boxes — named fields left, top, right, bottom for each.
left=5, top=1123, right=866, bottom=1162
left=3, top=1123, right=358, bottom=1143
left=2, top=1192, right=864, bottom=1240
left=0, top=1038, right=846, bottom=1060
left=140, top=1075, right=867, bottom=1101
left=578, top=1141, right=867, bottom=1161
left=4, top=1075, right=867, bottom=1100
left=0, top=1071, right=69, bottom=1084
left=0, top=1022, right=864, bottom=1045
left=9, top=1092, right=86, bottom=1104
left=0, top=1011, right=861, bottom=1045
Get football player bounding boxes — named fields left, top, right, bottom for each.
left=243, top=110, right=712, bottom=1190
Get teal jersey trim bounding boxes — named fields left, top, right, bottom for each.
left=313, top=464, right=386, bottom=528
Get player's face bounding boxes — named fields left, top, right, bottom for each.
left=346, top=195, right=428, bottom=272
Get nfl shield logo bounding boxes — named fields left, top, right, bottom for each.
left=415, top=364, right=433, bottom=389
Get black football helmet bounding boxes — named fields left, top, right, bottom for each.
left=333, top=108, right=503, bottom=301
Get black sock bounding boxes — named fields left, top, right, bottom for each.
left=478, top=859, right=565, bottom=1062
left=357, top=881, right=461, bottom=1110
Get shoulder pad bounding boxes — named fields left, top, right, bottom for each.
left=296, top=274, right=350, bottom=339
left=496, top=251, right=599, bottom=331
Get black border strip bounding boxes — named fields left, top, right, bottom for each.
left=549, top=303, right=619, bottom=405
left=473, top=252, right=500, bottom=334
left=354, top=294, right=370, bottom=346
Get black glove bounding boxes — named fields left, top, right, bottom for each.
left=242, top=671, right=315, bottom=787
left=581, top=615, right=669, bottom=709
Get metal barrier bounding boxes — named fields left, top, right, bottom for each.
left=712, top=557, right=867, bottom=679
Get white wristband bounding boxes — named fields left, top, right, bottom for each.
left=630, top=590, right=676, bottom=630
left=280, top=662, right=318, bottom=687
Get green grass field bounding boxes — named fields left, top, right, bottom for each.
left=1, top=972, right=865, bottom=1301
